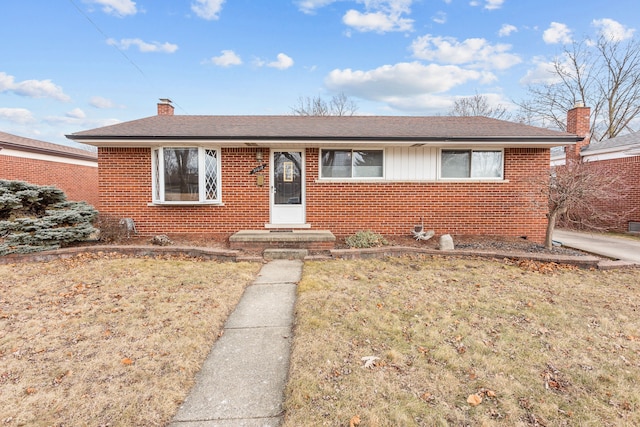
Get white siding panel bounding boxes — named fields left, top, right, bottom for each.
left=385, top=147, right=437, bottom=180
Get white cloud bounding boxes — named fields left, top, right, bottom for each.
left=484, top=0, right=504, bottom=10
left=296, top=0, right=338, bottom=14
left=592, top=18, right=635, bottom=42
left=87, top=0, right=137, bottom=17
left=343, top=9, right=413, bottom=32
left=432, top=11, right=447, bottom=24
left=543, top=22, right=572, bottom=44
left=90, top=96, right=116, bottom=109
left=44, top=113, right=120, bottom=128
left=498, top=24, right=517, bottom=37
left=208, top=50, right=242, bottom=67
left=0, top=108, right=35, bottom=124
left=411, top=35, right=521, bottom=70
left=191, top=0, right=225, bottom=20
left=519, top=56, right=562, bottom=85
left=469, top=0, right=503, bottom=9
left=66, top=108, right=86, bottom=119
left=267, top=53, right=294, bottom=70
left=296, top=0, right=415, bottom=32
left=325, top=62, right=497, bottom=112
left=325, top=62, right=486, bottom=97
left=106, top=38, right=178, bottom=53
left=0, top=72, right=71, bottom=102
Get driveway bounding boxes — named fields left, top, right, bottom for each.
left=553, top=229, right=640, bottom=264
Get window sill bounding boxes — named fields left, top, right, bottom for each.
left=315, top=178, right=509, bottom=184
left=148, top=202, right=225, bottom=206
left=437, top=178, right=508, bottom=183
left=315, top=178, right=385, bottom=183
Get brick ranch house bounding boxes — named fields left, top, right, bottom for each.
left=67, top=100, right=583, bottom=244
left=552, top=104, right=640, bottom=232
left=1, top=130, right=98, bottom=206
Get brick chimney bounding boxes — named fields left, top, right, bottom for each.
left=157, top=98, right=174, bottom=116
left=565, top=102, right=590, bottom=162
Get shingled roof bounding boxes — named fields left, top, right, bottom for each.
left=582, top=131, right=640, bottom=154
left=67, top=115, right=581, bottom=147
left=1, top=130, right=97, bottom=161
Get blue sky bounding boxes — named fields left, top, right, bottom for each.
left=1, top=0, right=638, bottom=147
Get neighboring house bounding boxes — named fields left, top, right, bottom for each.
left=0, top=131, right=99, bottom=206
left=67, top=100, right=581, bottom=244
left=551, top=104, right=640, bottom=233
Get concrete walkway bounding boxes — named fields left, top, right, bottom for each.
left=554, top=229, right=640, bottom=265
left=169, top=259, right=302, bottom=427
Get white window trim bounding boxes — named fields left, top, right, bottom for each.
left=151, top=146, right=223, bottom=205
left=438, top=148, right=504, bottom=180
left=318, top=148, right=386, bottom=180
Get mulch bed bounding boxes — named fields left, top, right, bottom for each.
left=93, top=232, right=586, bottom=257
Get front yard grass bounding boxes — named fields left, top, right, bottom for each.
left=284, top=256, right=640, bottom=426
left=0, top=253, right=260, bottom=426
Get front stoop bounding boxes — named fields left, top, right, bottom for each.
left=229, top=230, right=336, bottom=254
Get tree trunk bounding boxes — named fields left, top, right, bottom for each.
left=545, top=206, right=567, bottom=250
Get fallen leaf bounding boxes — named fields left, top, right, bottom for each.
left=121, top=357, right=134, bottom=365
left=420, top=392, right=435, bottom=402
left=349, top=415, right=361, bottom=427
left=417, top=346, right=429, bottom=354
left=486, top=390, right=496, bottom=398
left=361, top=356, right=379, bottom=369
left=25, top=387, right=37, bottom=395
left=467, top=393, right=482, bottom=406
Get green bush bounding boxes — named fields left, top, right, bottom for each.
left=0, top=180, right=98, bottom=255
left=345, top=230, right=389, bottom=248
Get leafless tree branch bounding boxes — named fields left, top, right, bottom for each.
left=290, top=92, right=358, bottom=116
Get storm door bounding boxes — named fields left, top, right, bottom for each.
left=270, top=150, right=305, bottom=224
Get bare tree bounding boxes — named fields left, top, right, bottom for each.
left=533, top=159, right=631, bottom=249
left=290, top=92, right=358, bottom=116
left=448, top=92, right=511, bottom=120
left=517, top=37, right=640, bottom=140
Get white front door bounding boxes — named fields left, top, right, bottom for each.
left=270, top=150, right=305, bottom=225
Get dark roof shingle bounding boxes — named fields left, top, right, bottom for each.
left=68, top=115, right=580, bottom=145
left=1, top=130, right=97, bottom=161
left=582, top=131, right=640, bottom=152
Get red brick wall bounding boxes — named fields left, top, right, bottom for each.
left=0, top=154, right=99, bottom=206
left=96, top=146, right=551, bottom=243
left=97, top=147, right=271, bottom=233
left=582, top=156, right=640, bottom=231
left=306, top=148, right=549, bottom=243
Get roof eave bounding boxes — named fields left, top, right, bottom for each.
left=67, top=134, right=580, bottom=148
left=0, top=141, right=97, bottom=162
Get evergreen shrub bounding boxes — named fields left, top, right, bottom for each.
left=0, top=180, right=98, bottom=255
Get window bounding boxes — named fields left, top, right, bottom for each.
left=441, top=149, right=503, bottom=179
left=152, top=147, right=220, bottom=203
left=321, top=149, right=383, bottom=178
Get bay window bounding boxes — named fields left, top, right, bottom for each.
left=152, top=147, right=220, bottom=203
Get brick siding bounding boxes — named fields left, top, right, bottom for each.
left=1, top=155, right=99, bottom=206
left=96, top=146, right=551, bottom=243
left=565, top=105, right=640, bottom=232
left=583, top=156, right=640, bottom=231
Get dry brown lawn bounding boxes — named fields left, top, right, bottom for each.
left=284, top=256, right=640, bottom=426
left=0, top=253, right=260, bottom=426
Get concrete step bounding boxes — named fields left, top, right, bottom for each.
left=263, top=248, right=309, bottom=260
left=229, top=230, right=335, bottom=254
